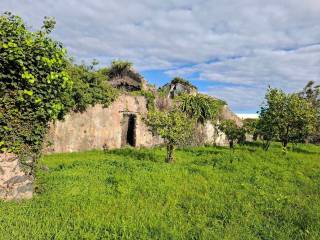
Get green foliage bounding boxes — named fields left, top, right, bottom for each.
left=218, top=120, right=242, bottom=148
left=299, top=81, right=320, bottom=143
left=242, top=118, right=258, bottom=135
left=299, top=81, right=320, bottom=109
left=145, top=109, right=195, bottom=162
left=171, top=77, right=197, bottom=90
left=66, top=62, right=118, bottom=112
left=258, top=88, right=317, bottom=150
left=242, top=118, right=259, bottom=140
left=0, top=144, right=319, bottom=239
left=0, top=13, right=72, bottom=156
left=178, top=93, right=225, bottom=123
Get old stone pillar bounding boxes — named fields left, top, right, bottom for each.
left=0, top=153, right=33, bottom=200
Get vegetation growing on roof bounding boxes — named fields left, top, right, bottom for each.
left=107, top=60, right=142, bottom=82
left=171, top=77, right=197, bottom=90
left=178, top=93, right=226, bottom=123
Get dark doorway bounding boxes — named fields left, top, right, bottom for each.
left=121, top=114, right=136, bottom=147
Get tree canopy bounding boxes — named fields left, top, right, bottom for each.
left=145, top=109, right=194, bottom=163
left=218, top=119, right=242, bottom=149
left=258, top=88, right=317, bottom=150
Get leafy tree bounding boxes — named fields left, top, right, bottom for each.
left=145, top=109, right=194, bottom=163
left=299, top=81, right=320, bottom=143
left=218, top=120, right=241, bottom=149
left=299, top=81, right=320, bottom=108
left=242, top=118, right=259, bottom=141
left=258, top=88, right=317, bottom=150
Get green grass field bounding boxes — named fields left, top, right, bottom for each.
left=0, top=143, right=320, bottom=239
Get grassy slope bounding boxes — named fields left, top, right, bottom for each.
left=0, top=144, right=319, bottom=240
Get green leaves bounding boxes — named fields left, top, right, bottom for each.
left=0, top=13, right=74, bottom=156
left=145, top=102, right=196, bottom=162
left=66, top=63, right=118, bottom=113
left=178, top=93, right=225, bottom=123
left=22, top=71, right=36, bottom=84
left=218, top=119, right=242, bottom=148
left=23, top=89, right=33, bottom=96
left=258, top=88, right=317, bottom=150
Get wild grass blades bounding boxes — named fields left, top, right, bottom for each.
left=0, top=143, right=319, bottom=239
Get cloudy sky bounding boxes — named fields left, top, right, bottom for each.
left=1, top=0, right=320, bottom=113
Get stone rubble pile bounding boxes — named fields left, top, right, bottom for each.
left=0, top=153, right=33, bottom=200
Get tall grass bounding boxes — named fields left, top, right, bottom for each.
left=0, top=143, right=319, bottom=239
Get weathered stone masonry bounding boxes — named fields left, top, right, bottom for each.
left=44, top=94, right=163, bottom=153
left=0, top=153, right=33, bottom=200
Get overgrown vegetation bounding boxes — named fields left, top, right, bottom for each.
left=298, top=81, right=320, bottom=143
left=171, top=77, right=197, bottom=90
left=0, top=13, right=72, bottom=164
left=66, top=62, right=118, bottom=112
left=0, top=13, right=118, bottom=172
left=218, top=120, right=242, bottom=148
left=178, top=93, right=225, bottom=123
left=145, top=93, right=225, bottom=162
left=130, top=90, right=156, bottom=110
left=107, top=60, right=142, bottom=82
left=0, top=144, right=319, bottom=239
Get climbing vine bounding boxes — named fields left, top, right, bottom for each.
left=0, top=13, right=117, bottom=170
left=0, top=13, right=74, bottom=158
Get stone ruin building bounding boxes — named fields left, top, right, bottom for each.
left=44, top=71, right=241, bottom=153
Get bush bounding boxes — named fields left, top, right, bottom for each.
left=66, top=62, right=118, bottom=112
left=0, top=13, right=73, bottom=159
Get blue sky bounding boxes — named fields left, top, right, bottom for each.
left=1, top=0, right=320, bottom=113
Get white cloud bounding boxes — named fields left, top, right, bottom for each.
left=1, top=0, right=320, bottom=112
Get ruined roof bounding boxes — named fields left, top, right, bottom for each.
left=109, top=67, right=147, bottom=91
left=159, top=77, right=198, bottom=98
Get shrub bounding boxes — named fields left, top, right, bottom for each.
left=66, top=62, right=118, bottom=112
left=0, top=13, right=73, bottom=160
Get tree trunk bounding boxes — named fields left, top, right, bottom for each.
left=166, top=144, right=174, bottom=163
left=282, top=139, right=288, bottom=148
left=263, top=140, right=271, bottom=151
left=229, top=140, right=234, bottom=149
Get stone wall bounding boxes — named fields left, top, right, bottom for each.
left=0, top=153, right=33, bottom=200
left=44, top=94, right=163, bottom=153
left=44, top=94, right=241, bottom=154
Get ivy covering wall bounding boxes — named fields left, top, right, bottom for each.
left=0, top=13, right=117, bottom=171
